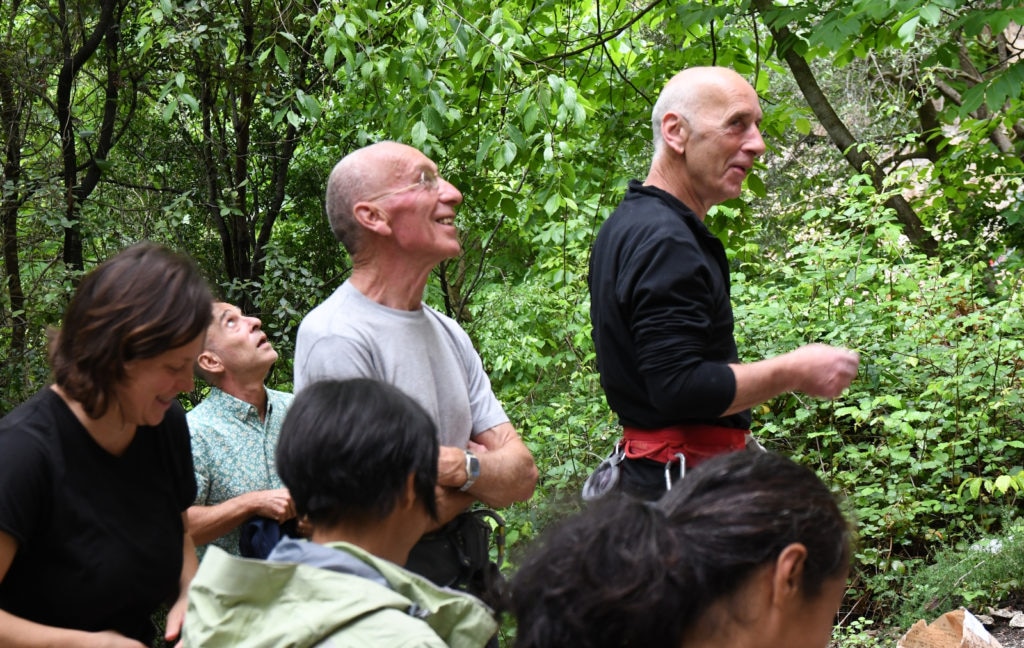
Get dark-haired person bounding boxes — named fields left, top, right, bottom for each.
left=512, top=450, right=851, bottom=648
left=588, top=66, right=859, bottom=499
left=187, top=301, right=297, bottom=559
left=0, top=243, right=213, bottom=647
left=183, top=378, right=498, bottom=647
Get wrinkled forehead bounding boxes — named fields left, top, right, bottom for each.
left=208, top=302, right=241, bottom=333
left=699, top=76, right=761, bottom=120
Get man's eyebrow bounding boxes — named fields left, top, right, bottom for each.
left=217, top=307, right=238, bottom=325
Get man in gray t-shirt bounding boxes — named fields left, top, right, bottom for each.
left=295, top=141, right=537, bottom=536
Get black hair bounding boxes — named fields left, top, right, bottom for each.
left=659, top=449, right=851, bottom=608
left=510, top=450, right=851, bottom=648
left=275, top=378, right=439, bottom=527
left=48, top=242, right=213, bottom=418
left=510, top=494, right=687, bottom=647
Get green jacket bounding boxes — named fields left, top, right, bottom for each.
left=182, top=540, right=498, bottom=648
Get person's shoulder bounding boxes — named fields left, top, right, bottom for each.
left=420, top=302, right=458, bottom=325
left=421, top=304, right=473, bottom=343
left=0, top=389, right=62, bottom=462
left=266, top=387, right=295, bottom=410
left=265, top=387, right=294, bottom=402
left=299, top=283, right=362, bottom=326
left=0, top=388, right=62, bottom=431
left=186, top=390, right=224, bottom=424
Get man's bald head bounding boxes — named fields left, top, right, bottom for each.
left=325, top=141, right=418, bottom=255
left=651, top=67, right=756, bottom=155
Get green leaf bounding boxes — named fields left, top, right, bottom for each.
left=501, top=141, right=517, bottom=168
left=424, top=105, right=443, bottom=132
left=413, top=10, right=428, bottom=33
left=919, top=4, right=941, bottom=24
left=745, top=173, right=766, bottom=198
left=896, top=15, right=920, bottom=43
left=274, top=45, right=289, bottom=73
left=161, top=99, right=177, bottom=122
left=994, top=475, right=1013, bottom=493
left=523, top=104, right=539, bottom=133
left=476, top=134, right=496, bottom=166
left=960, top=83, right=986, bottom=116
left=298, top=91, right=321, bottom=120
left=411, top=120, right=428, bottom=147
left=543, top=192, right=561, bottom=215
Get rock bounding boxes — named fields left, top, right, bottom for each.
left=898, top=608, right=1003, bottom=648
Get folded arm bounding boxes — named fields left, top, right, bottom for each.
left=434, top=421, right=538, bottom=524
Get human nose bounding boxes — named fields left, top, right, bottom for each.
left=248, top=315, right=262, bottom=331
left=438, top=176, right=463, bottom=207
left=746, top=126, right=766, bottom=157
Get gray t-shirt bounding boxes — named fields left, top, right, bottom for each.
left=294, top=281, right=508, bottom=447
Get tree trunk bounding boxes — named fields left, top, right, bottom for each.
left=752, top=0, right=939, bottom=256
left=56, top=0, right=120, bottom=273
left=0, top=57, right=26, bottom=360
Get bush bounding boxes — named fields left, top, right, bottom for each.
left=894, top=519, right=1024, bottom=629
left=466, top=174, right=1024, bottom=628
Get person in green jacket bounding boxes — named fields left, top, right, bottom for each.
left=182, top=378, right=498, bottom=648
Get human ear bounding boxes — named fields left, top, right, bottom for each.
left=399, top=473, right=417, bottom=510
left=772, top=542, right=809, bottom=604
left=196, top=350, right=223, bottom=376
left=661, top=112, right=690, bottom=156
left=352, top=202, right=393, bottom=236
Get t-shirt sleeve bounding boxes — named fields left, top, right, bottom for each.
left=165, top=401, right=198, bottom=512
left=445, top=322, right=509, bottom=437
left=0, top=422, right=51, bottom=547
left=296, top=335, right=380, bottom=390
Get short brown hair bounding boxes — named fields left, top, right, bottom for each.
left=48, top=242, right=214, bottom=418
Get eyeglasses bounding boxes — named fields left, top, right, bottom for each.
left=364, top=169, right=440, bottom=202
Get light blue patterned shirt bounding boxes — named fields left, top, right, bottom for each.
left=188, top=386, right=294, bottom=556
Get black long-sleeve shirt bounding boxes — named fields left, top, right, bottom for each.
left=588, top=181, right=752, bottom=431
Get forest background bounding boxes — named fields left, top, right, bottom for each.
left=2, top=0, right=1024, bottom=644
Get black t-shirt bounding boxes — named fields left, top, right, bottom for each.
left=0, top=387, right=196, bottom=643
left=588, top=181, right=752, bottom=430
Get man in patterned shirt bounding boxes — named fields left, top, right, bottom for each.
left=187, top=301, right=296, bottom=557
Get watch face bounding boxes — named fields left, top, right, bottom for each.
left=461, top=451, right=481, bottom=491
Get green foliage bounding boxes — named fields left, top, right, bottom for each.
left=895, top=518, right=1024, bottom=629
left=831, top=616, right=890, bottom=648
left=735, top=175, right=1024, bottom=619
left=465, top=275, right=609, bottom=547
left=4, top=0, right=1024, bottom=632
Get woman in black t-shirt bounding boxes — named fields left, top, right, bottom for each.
left=0, top=242, right=212, bottom=646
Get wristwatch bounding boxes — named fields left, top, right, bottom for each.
left=459, top=450, right=480, bottom=492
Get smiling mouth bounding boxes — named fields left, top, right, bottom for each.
left=438, top=218, right=455, bottom=226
